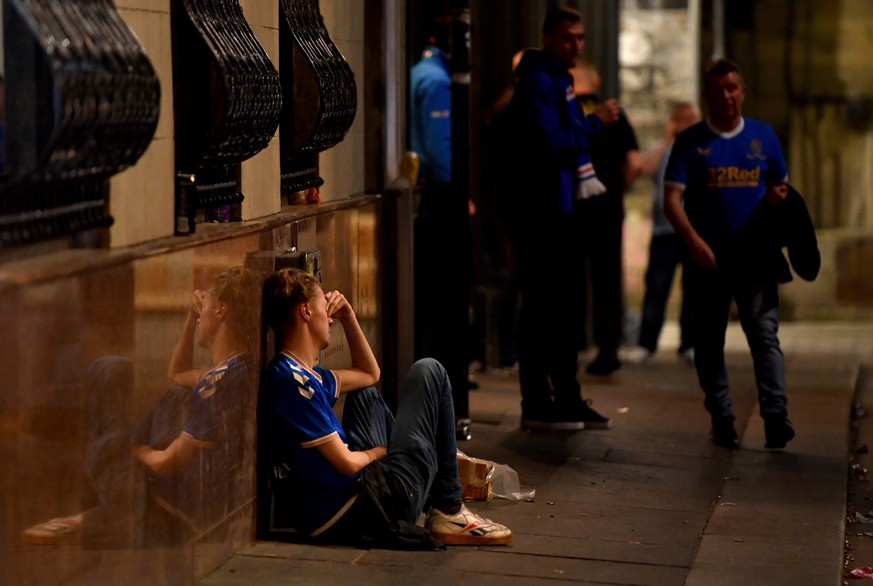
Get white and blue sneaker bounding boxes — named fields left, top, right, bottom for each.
left=425, top=505, right=513, bottom=546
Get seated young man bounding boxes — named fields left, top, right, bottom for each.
left=260, top=268, right=512, bottom=547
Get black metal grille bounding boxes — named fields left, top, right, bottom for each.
left=1, top=0, right=161, bottom=247
left=279, top=0, right=357, bottom=196
left=172, top=0, right=282, bottom=233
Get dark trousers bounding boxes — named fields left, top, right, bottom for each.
left=84, top=357, right=191, bottom=547
left=574, top=196, right=624, bottom=356
left=414, top=182, right=469, bottom=419
left=339, top=359, right=462, bottom=523
left=514, top=212, right=583, bottom=414
left=638, top=233, right=695, bottom=353
left=689, top=264, right=787, bottom=420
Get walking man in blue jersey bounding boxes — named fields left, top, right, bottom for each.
left=664, top=59, right=795, bottom=450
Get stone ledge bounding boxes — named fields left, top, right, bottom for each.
left=0, top=194, right=382, bottom=291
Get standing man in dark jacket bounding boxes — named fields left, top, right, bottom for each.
left=508, top=6, right=619, bottom=431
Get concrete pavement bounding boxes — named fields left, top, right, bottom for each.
left=202, top=321, right=873, bottom=585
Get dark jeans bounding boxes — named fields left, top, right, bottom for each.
left=638, top=233, right=694, bottom=353
left=83, top=356, right=145, bottom=548
left=689, top=264, right=787, bottom=420
left=341, top=358, right=462, bottom=523
left=84, top=356, right=193, bottom=547
left=515, top=212, right=583, bottom=414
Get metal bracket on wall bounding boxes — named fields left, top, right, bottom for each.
left=276, top=248, right=322, bottom=284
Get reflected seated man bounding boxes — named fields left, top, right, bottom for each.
left=23, top=266, right=261, bottom=547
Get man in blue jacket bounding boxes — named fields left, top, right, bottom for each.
left=508, top=6, right=619, bottom=431
left=410, top=35, right=451, bottom=186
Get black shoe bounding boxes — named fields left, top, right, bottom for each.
left=764, top=417, right=795, bottom=449
left=586, top=355, right=621, bottom=376
left=521, top=404, right=586, bottom=431
left=710, top=416, right=739, bottom=449
left=562, top=399, right=612, bottom=430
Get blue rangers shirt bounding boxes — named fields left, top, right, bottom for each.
left=261, top=352, right=358, bottom=536
left=665, top=117, right=788, bottom=251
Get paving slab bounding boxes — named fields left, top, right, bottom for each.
left=489, top=500, right=710, bottom=545
left=686, top=345, right=858, bottom=586
left=201, top=554, right=537, bottom=586
left=689, top=534, right=842, bottom=585
left=494, top=533, right=696, bottom=567
left=359, top=547, right=690, bottom=585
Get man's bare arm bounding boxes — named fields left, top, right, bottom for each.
left=664, top=184, right=716, bottom=270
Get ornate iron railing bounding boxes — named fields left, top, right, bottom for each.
left=1, top=0, right=161, bottom=247
left=171, top=0, right=282, bottom=233
left=279, top=0, right=357, bottom=196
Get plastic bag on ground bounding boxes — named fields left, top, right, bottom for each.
left=491, top=463, right=536, bottom=501
left=457, top=451, right=535, bottom=502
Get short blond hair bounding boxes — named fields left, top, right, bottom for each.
left=262, top=268, right=321, bottom=334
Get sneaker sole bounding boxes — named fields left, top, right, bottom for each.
left=432, top=532, right=514, bottom=546
left=765, top=423, right=795, bottom=450
left=581, top=420, right=612, bottom=430
left=22, top=519, right=82, bottom=545
left=521, top=419, right=585, bottom=431
left=710, top=436, right=739, bottom=449
left=765, top=435, right=794, bottom=449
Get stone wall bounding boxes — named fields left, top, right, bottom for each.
left=746, top=0, right=873, bottom=316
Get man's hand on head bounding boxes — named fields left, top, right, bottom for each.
left=189, top=290, right=204, bottom=318
left=325, top=290, right=354, bottom=322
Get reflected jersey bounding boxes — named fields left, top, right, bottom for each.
left=145, top=353, right=254, bottom=534
left=261, top=353, right=358, bottom=536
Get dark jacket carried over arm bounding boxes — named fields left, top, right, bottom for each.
left=741, top=185, right=820, bottom=283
